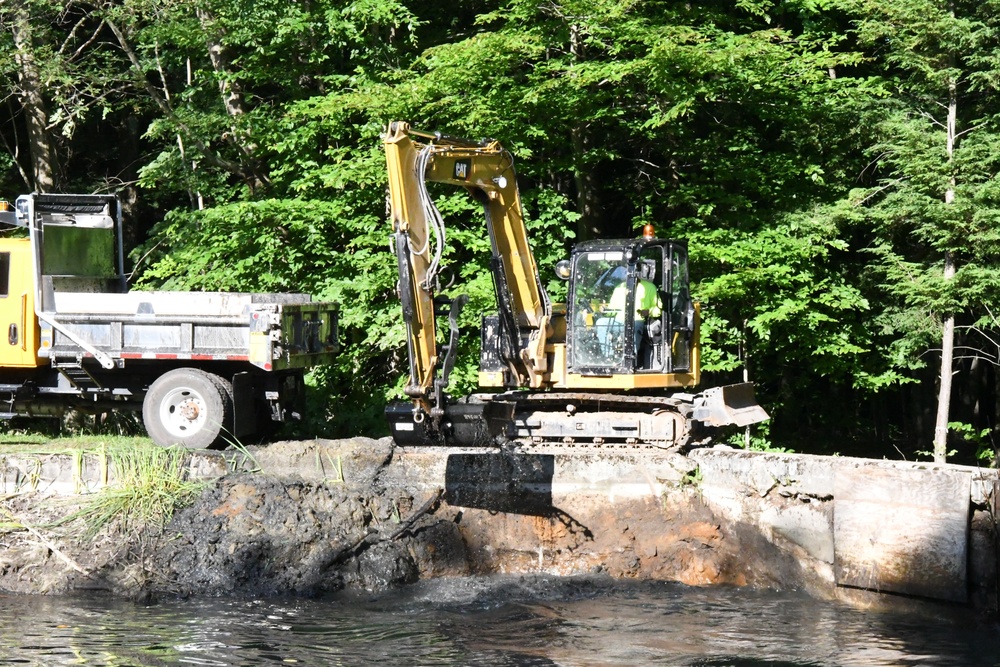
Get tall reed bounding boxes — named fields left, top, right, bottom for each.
left=71, top=443, right=205, bottom=539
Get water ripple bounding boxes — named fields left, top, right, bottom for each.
left=0, top=577, right=996, bottom=666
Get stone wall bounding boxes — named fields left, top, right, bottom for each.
left=689, top=449, right=999, bottom=609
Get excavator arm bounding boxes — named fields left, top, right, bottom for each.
left=383, top=121, right=551, bottom=424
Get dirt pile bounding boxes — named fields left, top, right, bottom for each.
left=132, top=474, right=454, bottom=597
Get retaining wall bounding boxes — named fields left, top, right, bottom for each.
left=1, top=440, right=995, bottom=608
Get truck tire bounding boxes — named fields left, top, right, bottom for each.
left=142, top=369, right=233, bottom=449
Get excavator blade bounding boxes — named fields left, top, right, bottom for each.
left=691, top=383, right=769, bottom=428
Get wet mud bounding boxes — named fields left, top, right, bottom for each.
left=0, top=438, right=810, bottom=600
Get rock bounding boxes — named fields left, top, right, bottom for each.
left=348, top=540, right=419, bottom=591
left=405, top=521, right=472, bottom=579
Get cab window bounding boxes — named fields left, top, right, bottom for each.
left=0, top=252, right=10, bottom=298
left=570, top=251, right=627, bottom=368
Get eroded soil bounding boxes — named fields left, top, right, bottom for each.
left=0, top=438, right=791, bottom=600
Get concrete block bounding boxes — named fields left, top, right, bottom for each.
left=760, top=503, right=834, bottom=563
left=833, top=466, right=970, bottom=602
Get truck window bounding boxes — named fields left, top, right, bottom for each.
left=42, top=219, right=115, bottom=278
left=0, top=252, right=9, bottom=297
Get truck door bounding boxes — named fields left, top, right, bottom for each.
left=0, top=239, right=40, bottom=367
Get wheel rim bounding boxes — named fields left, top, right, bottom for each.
left=159, top=385, right=208, bottom=439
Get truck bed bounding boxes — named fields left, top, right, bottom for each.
left=44, top=291, right=338, bottom=371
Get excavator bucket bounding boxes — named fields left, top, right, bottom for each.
left=692, top=383, right=769, bottom=428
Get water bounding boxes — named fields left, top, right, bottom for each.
left=1, top=576, right=997, bottom=666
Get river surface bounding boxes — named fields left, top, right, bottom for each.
left=2, top=576, right=997, bottom=666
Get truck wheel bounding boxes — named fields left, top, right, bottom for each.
left=143, top=369, right=233, bottom=449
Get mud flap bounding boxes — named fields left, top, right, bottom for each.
left=232, top=372, right=256, bottom=438
left=691, top=383, right=769, bottom=428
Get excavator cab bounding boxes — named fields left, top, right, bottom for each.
left=567, top=237, right=695, bottom=378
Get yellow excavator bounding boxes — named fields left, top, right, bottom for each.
left=383, top=121, right=767, bottom=449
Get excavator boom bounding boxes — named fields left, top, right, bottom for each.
left=384, top=121, right=551, bottom=422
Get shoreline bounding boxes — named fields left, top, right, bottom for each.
left=0, top=438, right=995, bottom=612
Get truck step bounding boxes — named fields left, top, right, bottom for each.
left=51, top=359, right=102, bottom=390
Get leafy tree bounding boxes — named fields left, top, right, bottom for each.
left=128, top=1, right=426, bottom=433
left=131, top=0, right=880, bottom=441
left=843, top=0, right=1000, bottom=461
left=11, top=0, right=1000, bottom=455
left=1, top=0, right=133, bottom=192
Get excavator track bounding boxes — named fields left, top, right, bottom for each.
left=386, top=383, right=766, bottom=452
left=488, top=391, right=694, bottom=450
left=387, top=391, right=703, bottom=451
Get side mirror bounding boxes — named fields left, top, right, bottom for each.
left=554, top=259, right=571, bottom=281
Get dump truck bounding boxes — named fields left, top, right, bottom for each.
left=0, top=193, right=338, bottom=448
left=383, top=121, right=767, bottom=449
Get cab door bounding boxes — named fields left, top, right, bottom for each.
left=0, top=238, right=40, bottom=367
left=666, top=243, right=694, bottom=373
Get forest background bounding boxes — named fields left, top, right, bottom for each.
left=4, top=0, right=1000, bottom=464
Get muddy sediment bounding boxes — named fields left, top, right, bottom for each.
left=0, top=438, right=795, bottom=600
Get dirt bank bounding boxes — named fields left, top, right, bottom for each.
left=0, top=438, right=810, bottom=600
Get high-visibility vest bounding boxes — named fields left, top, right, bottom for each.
left=609, top=280, right=661, bottom=322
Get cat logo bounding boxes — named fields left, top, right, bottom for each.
left=454, top=160, right=471, bottom=180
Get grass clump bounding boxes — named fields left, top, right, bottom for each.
left=70, top=443, right=206, bottom=539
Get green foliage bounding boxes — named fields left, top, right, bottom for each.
left=729, top=422, right=795, bottom=454
left=835, top=0, right=1000, bottom=459
left=698, top=209, right=873, bottom=381
left=11, top=0, right=1000, bottom=458
left=680, top=465, right=703, bottom=488
left=948, top=421, right=997, bottom=466
left=132, top=198, right=349, bottom=293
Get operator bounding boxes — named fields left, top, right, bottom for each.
left=609, top=260, right=662, bottom=365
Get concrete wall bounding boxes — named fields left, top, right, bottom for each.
left=2, top=440, right=995, bottom=608
left=690, top=449, right=999, bottom=608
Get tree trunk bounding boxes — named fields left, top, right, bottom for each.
left=196, top=8, right=249, bottom=120
left=569, top=23, right=601, bottom=240
left=196, top=8, right=266, bottom=192
left=933, top=265, right=956, bottom=463
left=932, top=73, right=959, bottom=463
left=10, top=1, right=59, bottom=191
